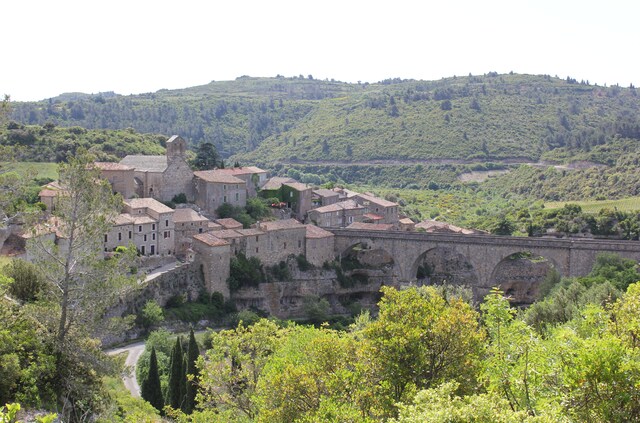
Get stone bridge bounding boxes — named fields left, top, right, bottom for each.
left=330, top=229, right=640, bottom=298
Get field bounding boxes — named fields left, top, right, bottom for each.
left=2, top=162, right=58, bottom=180
left=545, top=197, right=640, bottom=213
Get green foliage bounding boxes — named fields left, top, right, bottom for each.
left=140, top=347, right=164, bottom=413
left=295, top=254, right=313, bottom=271
left=191, top=142, right=221, bottom=170
left=2, top=259, right=45, bottom=302
left=171, top=193, right=187, bottom=204
left=183, top=328, right=200, bottom=414
left=140, top=300, right=164, bottom=331
left=266, top=261, right=291, bottom=282
left=302, top=295, right=331, bottom=325
left=166, top=337, right=186, bottom=411
left=227, top=254, right=265, bottom=291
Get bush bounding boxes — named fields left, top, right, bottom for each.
left=296, top=254, right=313, bottom=271
left=3, top=259, right=45, bottom=302
left=228, top=254, right=265, bottom=291
left=267, top=261, right=291, bottom=282
left=172, top=193, right=187, bottom=204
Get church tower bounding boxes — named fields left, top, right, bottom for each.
left=166, top=135, right=187, bottom=164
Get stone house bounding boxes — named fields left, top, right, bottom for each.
left=305, top=224, right=335, bottom=266
left=399, top=217, right=415, bottom=231
left=173, top=208, right=210, bottom=258
left=114, top=198, right=175, bottom=256
left=312, top=188, right=340, bottom=207
left=193, top=170, right=247, bottom=216
left=353, top=193, right=399, bottom=224
left=307, top=199, right=366, bottom=228
left=94, top=162, right=135, bottom=199
left=258, top=177, right=312, bottom=219
left=213, top=166, right=268, bottom=197
left=119, top=135, right=194, bottom=202
left=192, top=232, right=231, bottom=297
left=258, top=219, right=307, bottom=264
left=38, top=181, right=65, bottom=212
left=216, top=218, right=243, bottom=230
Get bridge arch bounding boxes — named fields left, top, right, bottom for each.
left=488, top=250, right=560, bottom=306
left=410, top=246, right=479, bottom=291
left=337, top=240, right=400, bottom=284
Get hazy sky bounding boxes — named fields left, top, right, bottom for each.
left=4, top=0, right=639, bottom=101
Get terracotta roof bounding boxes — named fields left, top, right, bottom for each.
left=193, top=170, right=245, bottom=184
left=236, top=228, right=265, bottom=237
left=93, top=162, right=133, bottom=171
left=259, top=219, right=305, bottom=231
left=208, top=222, right=222, bottom=231
left=213, top=229, right=244, bottom=239
left=347, top=222, right=394, bottom=231
left=125, top=198, right=174, bottom=214
left=193, top=232, right=230, bottom=247
left=356, top=193, right=397, bottom=208
left=173, top=208, right=209, bottom=223
left=120, top=155, right=167, bottom=172
left=399, top=218, right=415, bottom=225
left=39, top=181, right=65, bottom=197
left=310, top=199, right=363, bottom=214
left=39, top=189, right=59, bottom=197
left=261, top=176, right=296, bottom=191
left=133, top=215, right=156, bottom=225
left=216, top=218, right=243, bottom=229
left=363, top=213, right=384, bottom=221
left=305, top=224, right=335, bottom=239
left=283, top=182, right=311, bottom=191
left=214, top=166, right=267, bottom=176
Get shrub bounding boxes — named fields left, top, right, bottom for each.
left=296, top=254, right=313, bottom=271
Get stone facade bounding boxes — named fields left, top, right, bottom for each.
left=193, top=170, right=247, bottom=215
left=192, top=232, right=231, bottom=297
left=94, top=162, right=135, bottom=199
left=353, top=193, right=399, bottom=224
left=307, top=200, right=366, bottom=228
left=173, top=208, right=210, bottom=258
left=213, top=166, right=268, bottom=197
left=258, top=219, right=306, bottom=264
left=305, top=225, right=335, bottom=266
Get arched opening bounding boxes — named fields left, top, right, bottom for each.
left=134, top=177, right=144, bottom=198
left=490, top=252, right=557, bottom=307
left=412, top=247, right=478, bottom=288
left=339, top=242, right=394, bottom=271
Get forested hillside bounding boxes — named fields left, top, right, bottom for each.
left=9, top=74, right=640, bottom=163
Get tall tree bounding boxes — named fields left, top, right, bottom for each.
left=183, top=328, right=200, bottom=414
left=141, top=347, right=164, bottom=412
left=191, top=142, right=220, bottom=170
left=166, top=336, right=185, bottom=410
left=26, top=152, right=137, bottom=419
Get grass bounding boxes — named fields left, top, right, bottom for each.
left=545, top=197, right=640, bottom=213
left=1, top=162, right=58, bottom=180
left=0, top=256, right=13, bottom=270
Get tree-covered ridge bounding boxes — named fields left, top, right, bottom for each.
left=9, top=74, right=640, bottom=163
left=0, top=123, right=166, bottom=162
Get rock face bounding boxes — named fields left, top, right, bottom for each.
left=491, top=256, right=554, bottom=306
left=415, top=246, right=479, bottom=287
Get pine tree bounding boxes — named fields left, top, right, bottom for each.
left=141, top=347, right=164, bottom=412
left=166, top=336, right=185, bottom=410
left=183, top=328, right=200, bottom=414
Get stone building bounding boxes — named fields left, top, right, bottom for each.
left=307, top=199, right=366, bottom=228
left=173, top=208, right=210, bottom=258
left=216, top=218, right=243, bottom=230
left=258, top=219, right=307, bottom=264
left=213, top=166, right=268, bottom=197
left=312, top=188, right=340, bottom=207
left=119, top=135, right=194, bottom=202
left=193, top=170, right=247, bottom=216
left=103, top=197, right=175, bottom=257
left=305, top=224, right=335, bottom=266
left=94, top=162, right=135, bottom=199
left=353, top=193, right=399, bottom=224
left=281, top=182, right=313, bottom=220
left=193, top=232, right=231, bottom=297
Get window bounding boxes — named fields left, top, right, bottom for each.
left=138, top=225, right=142, bottom=232
left=290, top=192, right=293, bottom=198
left=104, top=234, right=108, bottom=242
left=256, top=247, right=259, bottom=253
left=165, top=219, right=169, bottom=227
left=223, top=184, right=226, bottom=190
left=152, top=233, right=156, bottom=240
left=150, top=245, right=155, bottom=255
left=298, top=240, right=301, bottom=248
left=129, top=231, right=132, bottom=239
left=152, top=223, right=155, bottom=230
left=223, top=196, right=227, bottom=203
left=141, top=246, right=145, bottom=255
left=255, top=236, right=259, bottom=242
left=198, top=228, right=203, bottom=233
left=235, top=192, right=239, bottom=201
left=118, top=233, right=122, bottom=241
left=164, top=231, right=170, bottom=239
left=144, top=235, right=147, bottom=242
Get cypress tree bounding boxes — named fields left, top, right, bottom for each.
left=183, top=328, right=200, bottom=414
left=166, top=336, right=184, bottom=410
left=141, top=347, right=164, bottom=412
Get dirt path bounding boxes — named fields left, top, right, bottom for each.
left=107, top=340, right=146, bottom=397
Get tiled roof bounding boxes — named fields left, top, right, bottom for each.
left=39, top=189, right=59, bottom=197
left=193, top=232, right=230, bottom=247
left=305, top=224, right=335, bottom=239
left=173, top=208, right=209, bottom=223
left=347, top=222, right=394, bottom=231
left=356, top=193, right=397, bottom=208
left=216, top=218, right=243, bottom=229
left=363, top=213, right=384, bottom=221
left=213, top=229, right=244, bottom=239
left=208, top=222, right=222, bottom=231
left=94, top=162, right=133, bottom=171
left=120, top=155, right=167, bottom=172
left=259, top=219, right=305, bottom=231
left=114, top=214, right=135, bottom=225
left=214, top=166, right=267, bottom=176
left=236, top=228, right=265, bottom=237
left=125, top=198, right=174, bottom=214
left=415, top=220, right=478, bottom=234
left=283, top=182, right=310, bottom=191
left=310, top=199, right=363, bottom=214
left=399, top=218, right=415, bottom=225
left=313, top=189, right=339, bottom=198
left=261, top=177, right=295, bottom=191
left=193, top=170, right=245, bottom=184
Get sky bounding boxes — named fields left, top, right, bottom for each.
left=4, top=0, right=640, bottom=101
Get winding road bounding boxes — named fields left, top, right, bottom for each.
left=106, top=340, right=146, bottom=397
